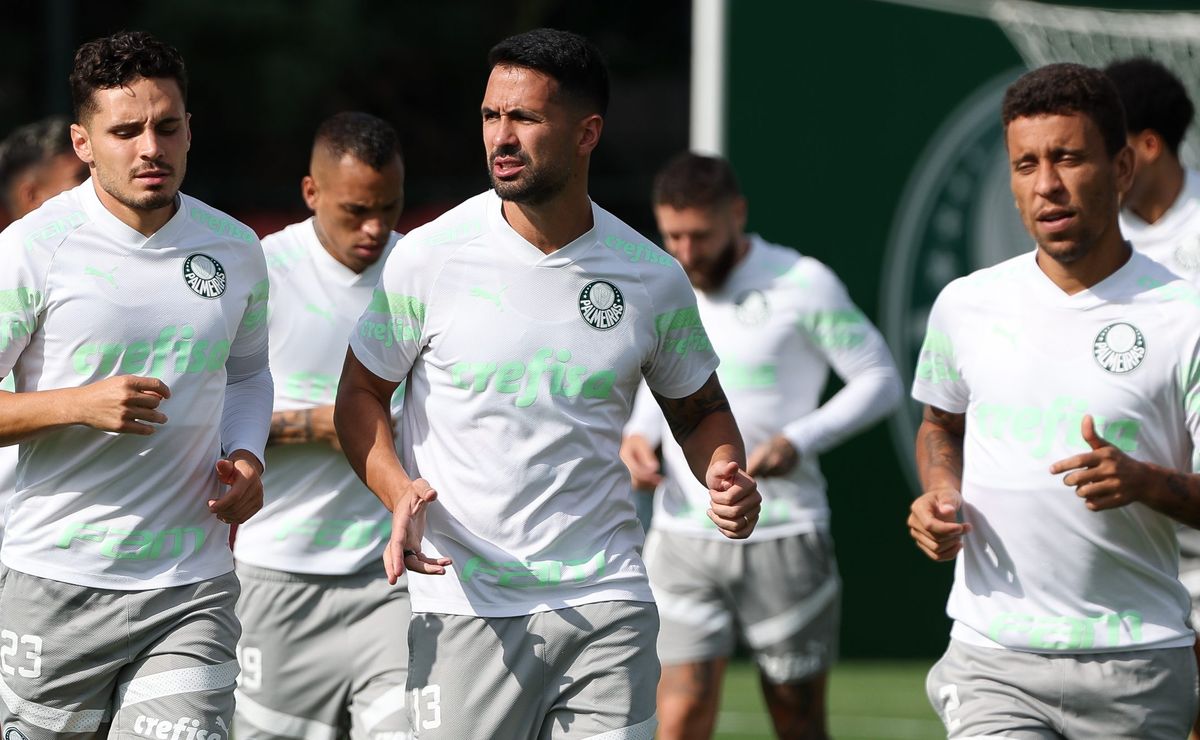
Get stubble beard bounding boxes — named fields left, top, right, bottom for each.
left=96, top=163, right=183, bottom=214
left=688, top=235, right=740, bottom=292
left=489, top=148, right=571, bottom=206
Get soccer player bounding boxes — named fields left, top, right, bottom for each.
left=909, top=62, right=1200, bottom=738
left=0, top=115, right=88, bottom=228
left=0, top=31, right=271, bottom=735
left=232, top=111, right=409, bottom=738
left=1105, top=58, right=1200, bottom=281
left=0, top=116, right=87, bottom=549
left=621, top=152, right=903, bottom=740
left=335, top=28, right=760, bottom=739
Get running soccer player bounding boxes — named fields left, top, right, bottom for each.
left=0, top=116, right=87, bottom=549
left=909, top=62, right=1200, bottom=738
left=335, top=28, right=760, bottom=739
left=0, top=31, right=271, bottom=735
left=232, top=111, right=409, bottom=738
left=621, top=152, right=902, bottom=740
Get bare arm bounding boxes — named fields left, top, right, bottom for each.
left=268, top=405, right=339, bottom=448
left=652, top=373, right=760, bottom=539
left=0, top=376, right=171, bottom=446
left=908, top=405, right=970, bottom=561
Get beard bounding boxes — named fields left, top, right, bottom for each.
left=685, top=235, right=740, bottom=292
left=488, top=146, right=570, bottom=205
left=95, top=162, right=182, bottom=213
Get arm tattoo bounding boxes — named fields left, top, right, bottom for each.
left=269, top=408, right=313, bottom=445
left=653, top=374, right=731, bottom=443
left=917, top=405, right=965, bottom=485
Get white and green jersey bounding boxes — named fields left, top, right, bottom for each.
left=350, top=190, right=719, bottom=617
left=234, top=218, right=400, bottom=576
left=1121, top=169, right=1200, bottom=281
left=0, top=374, right=12, bottom=542
left=913, top=250, right=1200, bottom=654
left=626, top=236, right=901, bottom=541
left=0, top=180, right=270, bottom=590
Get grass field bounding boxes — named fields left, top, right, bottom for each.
left=715, top=660, right=944, bottom=739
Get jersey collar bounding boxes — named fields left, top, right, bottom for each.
left=485, top=190, right=600, bottom=268
left=302, top=217, right=395, bottom=286
left=79, top=177, right=189, bottom=250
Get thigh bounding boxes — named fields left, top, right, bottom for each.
left=644, top=530, right=735, bottom=665
left=406, top=612, right=541, bottom=740
left=1063, top=647, right=1199, bottom=740
left=109, top=572, right=241, bottom=740
left=347, top=577, right=411, bottom=740
left=540, top=601, right=659, bottom=740
left=738, top=532, right=840, bottom=684
left=0, top=568, right=125, bottom=737
left=231, top=565, right=347, bottom=740
left=926, top=641, right=1062, bottom=740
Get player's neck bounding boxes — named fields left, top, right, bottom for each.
left=93, top=180, right=177, bottom=237
left=501, top=181, right=593, bottom=254
left=1035, top=227, right=1131, bottom=296
left=1126, top=159, right=1185, bottom=225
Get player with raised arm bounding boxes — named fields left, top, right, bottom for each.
left=335, top=28, right=759, bottom=739
left=910, top=62, right=1200, bottom=738
left=0, top=31, right=271, bottom=736
left=622, top=152, right=902, bottom=740
left=232, top=111, right=410, bottom=739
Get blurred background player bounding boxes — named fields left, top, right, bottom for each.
left=0, top=31, right=271, bottom=734
left=910, top=62, right=1200, bottom=738
left=336, top=28, right=760, bottom=739
left=0, top=115, right=88, bottom=229
left=0, top=116, right=87, bottom=550
left=1105, top=57, right=1200, bottom=281
left=621, top=153, right=903, bottom=740
left=232, top=111, right=410, bottom=738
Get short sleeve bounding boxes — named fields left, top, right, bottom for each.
left=348, top=241, right=430, bottom=384
left=911, top=285, right=970, bottom=413
left=642, top=265, right=719, bottom=399
left=0, top=227, right=50, bottom=379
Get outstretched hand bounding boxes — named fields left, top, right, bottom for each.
left=384, top=478, right=452, bottom=584
left=1050, top=415, right=1148, bottom=511
left=705, top=459, right=760, bottom=539
left=908, top=487, right=969, bottom=561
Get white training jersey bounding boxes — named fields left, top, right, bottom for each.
left=0, top=180, right=270, bottom=590
left=234, top=218, right=401, bottom=576
left=626, top=236, right=901, bottom=541
left=350, top=190, right=719, bottom=617
left=913, top=249, right=1200, bottom=654
left=0, top=373, right=12, bottom=542
left=1121, top=169, right=1200, bottom=281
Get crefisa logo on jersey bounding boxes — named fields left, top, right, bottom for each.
left=1093, top=322, right=1146, bottom=374
left=183, top=253, right=227, bottom=299
left=735, top=289, right=770, bottom=326
left=579, top=280, right=624, bottom=330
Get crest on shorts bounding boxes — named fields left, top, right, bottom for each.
left=183, top=253, right=227, bottom=299
left=1093, top=322, right=1146, bottom=374
left=6, top=728, right=30, bottom=740
left=579, top=280, right=624, bottom=330
left=735, top=289, right=770, bottom=326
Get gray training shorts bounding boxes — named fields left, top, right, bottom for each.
left=0, top=566, right=240, bottom=739
left=644, top=528, right=840, bottom=683
left=927, top=638, right=1199, bottom=739
left=232, top=561, right=411, bottom=740
left=406, top=600, right=659, bottom=740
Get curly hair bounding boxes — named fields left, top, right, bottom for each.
left=70, top=30, right=188, bottom=122
left=1002, top=63, right=1127, bottom=157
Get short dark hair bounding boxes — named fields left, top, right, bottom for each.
left=0, top=116, right=74, bottom=211
left=488, top=28, right=609, bottom=116
left=313, top=112, right=403, bottom=171
left=1002, top=62, right=1127, bottom=157
left=652, top=152, right=742, bottom=209
left=1104, top=57, right=1194, bottom=156
left=70, top=31, right=188, bottom=122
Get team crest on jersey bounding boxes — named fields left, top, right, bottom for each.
left=1093, top=322, right=1146, bottom=374
left=579, top=280, right=625, bottom=330
left=183, top=253, right=227, bottom=299
left=735, top=289, right=770, bottom=325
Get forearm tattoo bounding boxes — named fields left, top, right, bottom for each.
left=654, top=374, right=732, bottom=443
left=269, top=408, right=314, bottom=445
left=917, top=405, right=965, bottom=484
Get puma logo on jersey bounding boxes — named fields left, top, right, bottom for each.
left=85, top=265, right=119, bottom=289
left=449, top=347, right=617, bottom=407
left=304, top=303, right=335, bottom=324
left=469, top=285, right=507, bottom=310
left=991, top=324, right=1017, bottom=346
